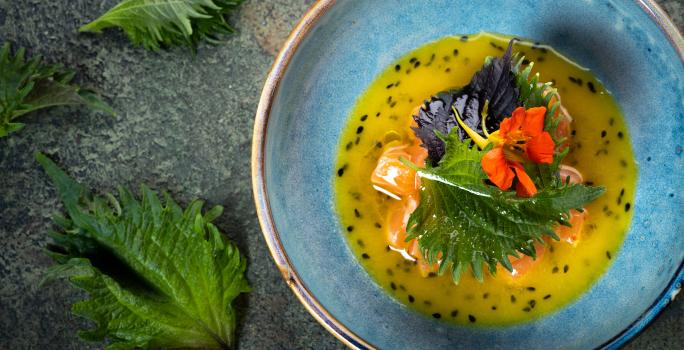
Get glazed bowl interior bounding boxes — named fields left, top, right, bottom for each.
left=258, top=1, right=683, bottom=349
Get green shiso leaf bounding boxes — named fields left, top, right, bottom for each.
left=36, top=152, right=250, bottom=349
left=511, top=54, right=568, bottom=185
left=80, top=0, right=246, bottom=51
left=512, top=55, right=562, bottom=137
left=0, top=43, right=113, bottom=138
left=406, top=132, right=605, bottom=283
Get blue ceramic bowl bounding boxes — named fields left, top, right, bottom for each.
left=252, top=1, right=684, bottom=349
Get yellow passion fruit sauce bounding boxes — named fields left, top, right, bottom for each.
left=333, top=33, right=636, bottom=325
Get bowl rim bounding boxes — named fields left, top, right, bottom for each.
left=250, top=1, right=684, bottom=349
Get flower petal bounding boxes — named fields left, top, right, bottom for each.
left=522, top=107, right=547, bottom=137
left=482, top=147, right=515, bottom=190
left=511, top=163, right=537, bottom=197
left=500, top=107, right=526, bottom=139
left=526, top=131, right=555, bottom=164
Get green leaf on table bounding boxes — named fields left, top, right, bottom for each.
left=0, top=43, right=113, bottom=138
left=406, top=132, right=605, bottom=283
left=81, top=0, right=246, bottom=51
left=36, top=152, right=250, bottom=349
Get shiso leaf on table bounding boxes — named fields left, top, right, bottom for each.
left=0, top=42, right=113, bottom=138
left=80, top=0, right=246, bottom=51
left=36, top=152, right=250, bottom=350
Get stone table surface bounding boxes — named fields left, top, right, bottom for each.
left=0, top=1, right=681, bottom=349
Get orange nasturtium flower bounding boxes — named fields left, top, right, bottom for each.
left=482, top=106, right=555, bottom=196
left=455, top=106, right=556, bottom=197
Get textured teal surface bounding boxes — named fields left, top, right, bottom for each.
left=263, top=0, right=683, bottom=349
left=0, top=0, right=681, bottom=349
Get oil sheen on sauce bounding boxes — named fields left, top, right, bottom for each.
left=333, top=33, right=637, bottom=326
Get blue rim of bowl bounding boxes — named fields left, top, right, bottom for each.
left=251, top=1, right=684, bottom=349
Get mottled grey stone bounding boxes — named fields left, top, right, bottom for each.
left=0, top=1, right=680, bottom=349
